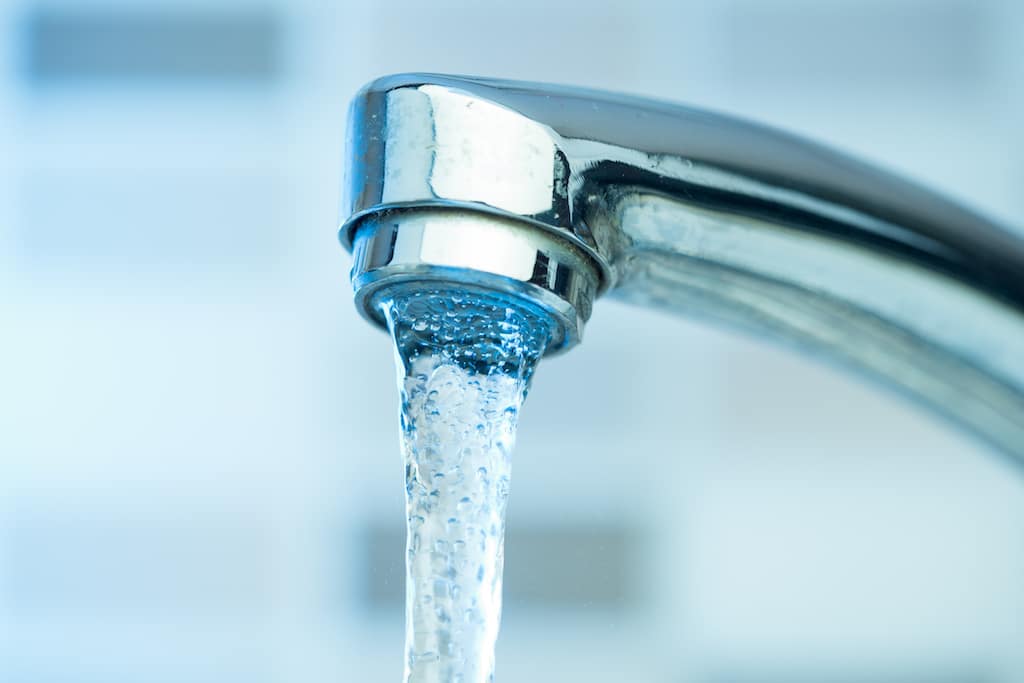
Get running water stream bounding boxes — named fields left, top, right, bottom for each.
left=379, top=285, right=552, bottom=683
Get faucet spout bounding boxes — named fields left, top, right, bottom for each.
left=340, top=73, right=1024, bottom=462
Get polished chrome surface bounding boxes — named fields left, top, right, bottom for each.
left=350, top=209, right=600, bottom=352
left=340, top=73, right=1024, bottom=462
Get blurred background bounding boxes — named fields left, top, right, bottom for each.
left=1, top=0, right=1023, bottom=681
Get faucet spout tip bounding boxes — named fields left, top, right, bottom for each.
left=347, top=209, right=600, bottom=355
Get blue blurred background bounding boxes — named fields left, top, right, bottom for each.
left=1, top=1, right=1023, bottom=681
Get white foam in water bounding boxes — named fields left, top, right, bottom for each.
left=380, top=287, right=549, bottom=683
left=400, top=354, right=518, bottom=682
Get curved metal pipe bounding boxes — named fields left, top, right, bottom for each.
left=339, top=73, right=1024, bottom=463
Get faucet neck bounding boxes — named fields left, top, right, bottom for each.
left=341, top=73, right=1024, bottom=463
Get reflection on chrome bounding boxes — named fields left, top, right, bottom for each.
left=340, top=73, right=1024, bottom=463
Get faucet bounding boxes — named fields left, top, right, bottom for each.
left=339, top=74, right=1024, bottom=463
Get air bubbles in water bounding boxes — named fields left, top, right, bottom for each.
left=379, top=285, right=551, bottom=683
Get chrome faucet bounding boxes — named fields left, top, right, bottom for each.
left=339, top=74, right=1024, bottom=462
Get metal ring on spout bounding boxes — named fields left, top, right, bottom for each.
left=346, top=208, right=602, bottom=354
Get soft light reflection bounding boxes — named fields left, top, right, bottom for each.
left=417, top=218, right=540, bottom=281
left=426, top=85, right=557, bottom=216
